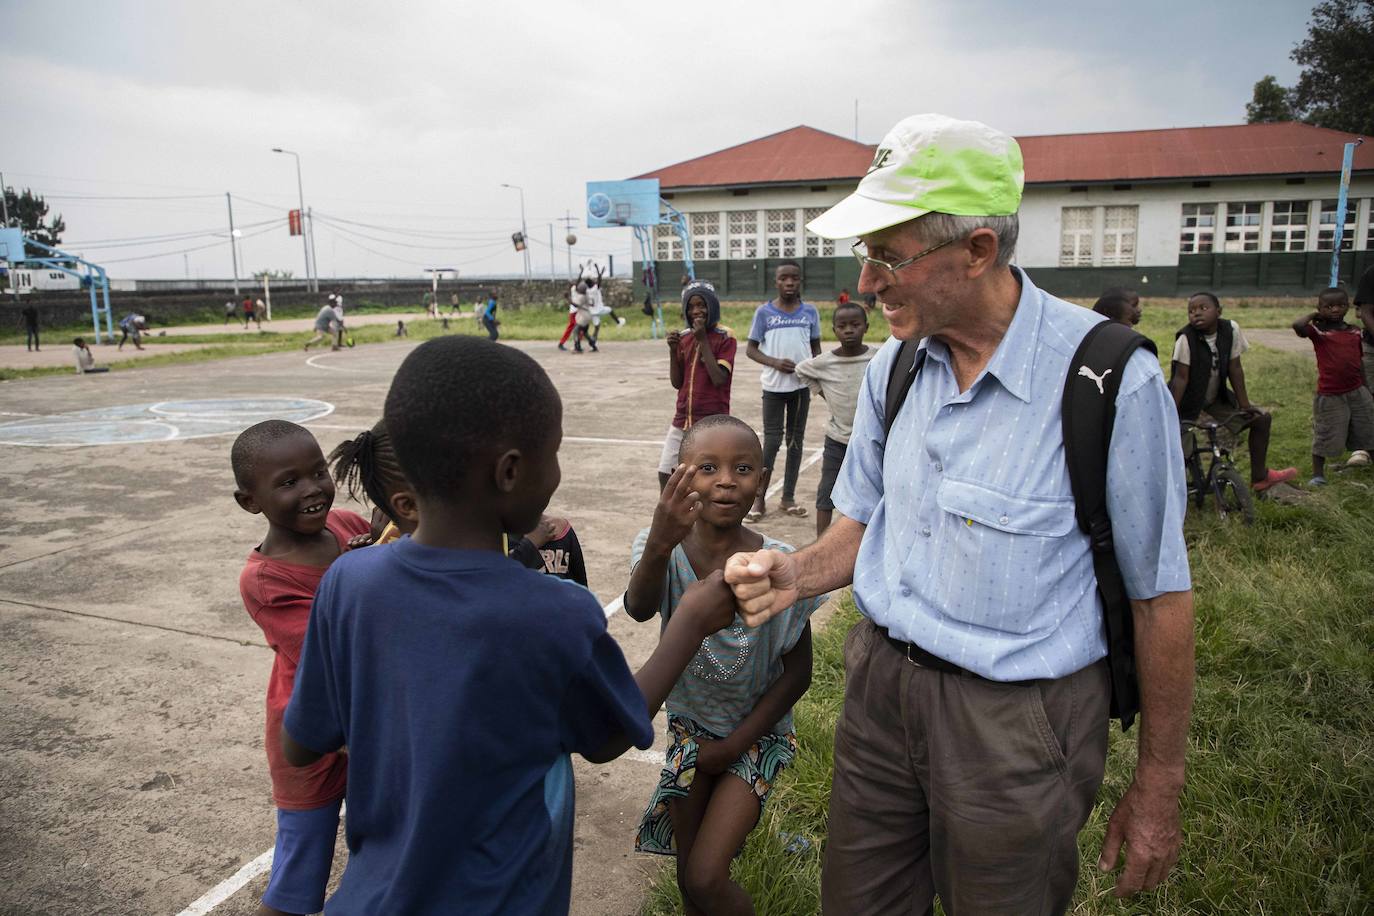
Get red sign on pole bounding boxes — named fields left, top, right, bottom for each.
left=288, top=209, right=303, bottom=236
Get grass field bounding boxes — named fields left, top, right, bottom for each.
left=641, top=314, right=1374, bottom=914
left=0, top=292, right=1327, bottom=384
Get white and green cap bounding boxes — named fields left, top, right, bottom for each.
left=807, top=113, right=1024, bottom=240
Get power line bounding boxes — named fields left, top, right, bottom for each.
left=312, top=216, right=512, bottom=253
left=42, top=192, right=223, bottom=201
left=97, top=222, right=281, bottom=264
left=67, top=217, right=283, bottom=249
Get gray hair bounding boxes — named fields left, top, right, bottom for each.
left=912, top=212, right=1019, bottom=267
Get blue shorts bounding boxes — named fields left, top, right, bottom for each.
left=261, top=799, right=343, bottom=914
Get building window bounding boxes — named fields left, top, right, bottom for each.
left=765, top=208, right=798, bottom=258
left=654, top=223, right=682, bottom=261
left=1101, top=206, right=1138, bottom=266
left=727, top=210, right=758, bottom=260
left=1223, top=202, right=1262, bottom=252
left=1059, top=206, right=1095, bottom=266
left=1269, top=200, right=1310, bottom=252
left=1366, top=201, right=1374, bottom=250
left=803, top=207, right=836, bottom=257
left=689, top=212, right=721, bottom=261
left=1179, top=203, right=1216, bottom=254
left=1316, top=199, right=1357, bottom=252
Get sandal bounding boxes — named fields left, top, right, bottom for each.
left=782, top=504, right=809, bottom=518
left=744, top=509, right=764, bottom=523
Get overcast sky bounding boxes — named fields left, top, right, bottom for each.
left=2, top=0, right=1313, bottom=282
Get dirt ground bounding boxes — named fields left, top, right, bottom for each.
left=0, top=337, right=833, bottom=915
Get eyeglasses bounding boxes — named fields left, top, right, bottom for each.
left=851, top=235, right=959, bottom=277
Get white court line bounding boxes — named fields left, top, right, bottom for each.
left=174, top=848, right=274, bottom=916
left=0, top=410, right=40, bottom=417
left=766, top=448, right=824, bottom=499
left=305, top=353, right=366, bottom=372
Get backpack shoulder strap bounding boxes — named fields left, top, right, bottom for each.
left=884, top=340, right=927, bottom=439
left=1062, top=320, right=1157, bottom=731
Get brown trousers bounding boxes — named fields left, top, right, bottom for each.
left=821, top=617, right=1109, bottom=916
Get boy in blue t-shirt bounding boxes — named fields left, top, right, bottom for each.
left=282, top=336, right=736, bottom=915
left=745, top=262, right=821, bottom=521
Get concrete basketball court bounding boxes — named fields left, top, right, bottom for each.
left=0, top=337, right=837, bottom=915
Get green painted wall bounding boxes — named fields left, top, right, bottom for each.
left=638, top=251, right=1372, bottom=301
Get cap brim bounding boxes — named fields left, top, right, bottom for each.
left=806, top=192, right=929, bottom=240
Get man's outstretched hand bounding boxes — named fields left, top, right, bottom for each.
left=1097, top=778, right=1183, bottom=897
left=723, top=549, right=798, bottom=626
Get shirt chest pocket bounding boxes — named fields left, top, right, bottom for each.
left=935, top=477, right=1076, bottom=538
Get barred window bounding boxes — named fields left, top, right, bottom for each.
left=1059, top=206, right=1094, bottom=266
left=1316, top=199, right=1356, bottom=252
left=803, top=207, right=836, bottom=257
left=689, top=212, right=721, bottom=261
left=727, top=210, right=758, bottom=260
left=1269, top=200, right=1309, bottom=252
left=1101, top=206, right=1138, bottom=266
left=1223, top=202, right=1261, bottom=253
left=1179, top=203, right=1215, bottom=254
left=765, top=208, right=798, bottom=258
left=654, top=222, right=682, bottom=261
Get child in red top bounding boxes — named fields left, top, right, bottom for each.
left=658, top=281, right=736, bottom=491
left=1291, top=287, right=1374, bottom=484
left=233, top=419, right=370, bottom=916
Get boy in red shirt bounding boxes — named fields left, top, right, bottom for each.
left=658, top=281, right=736, bottom=490
left=232, top=420, right=370, bottom=915
left=1291, top=287, right=1374, bottom=484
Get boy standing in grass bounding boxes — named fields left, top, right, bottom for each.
left=232, top=420, right=372, bottom=916
left=1170, top=291, right=1297, bottom=492
left=658, top=280, right=735, bottom=490
left=746, top=262, right=821, bottom=521
left=1291, top=287, right=1374, bottom=482
left=281, top=336, right=736, bottom=915
left=794, top=302, right=874, bottom=536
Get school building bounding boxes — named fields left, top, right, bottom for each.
left=631, top=121, right=1374, bottom=301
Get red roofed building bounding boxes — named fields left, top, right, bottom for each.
left=628, top=122, right=1372, bottom=298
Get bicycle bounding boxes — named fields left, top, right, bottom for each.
left=1182, top=419, right=1255, bottom=524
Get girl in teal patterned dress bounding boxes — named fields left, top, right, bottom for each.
left=625, top=414, right=822, bottom=914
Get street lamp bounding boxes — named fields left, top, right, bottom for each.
left=500, top=183, right=531, bottom=283
left=272, top=147, right=315, bottom=293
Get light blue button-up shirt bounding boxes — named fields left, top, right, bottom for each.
left=832, top=268, right=1191, bottom=681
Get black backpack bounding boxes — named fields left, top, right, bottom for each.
left=883, top=321, right=1158, bottom=731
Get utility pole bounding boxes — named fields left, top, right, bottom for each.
left=272, top=147, right=315, bottom=293
left=226, top=192, right=241, bottom=297
left=0, top=171, right=9, bottom=225
left=548, top=224, right=555, bottom=277
left=307, top=206, right=320, bottom=291
left=559, top=210, right=580, bottom=279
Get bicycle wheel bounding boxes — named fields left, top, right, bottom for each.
left=1213, top=466, right=1255, bottom=525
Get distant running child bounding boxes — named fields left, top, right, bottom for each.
left=1170, top=292, right=1297, bottom=492
left=481, top=292, right=499, bottom=341
left=281, top=336, right=737, bottom=914
left=232, top=420, right=371, bottom=916
left=304, top=300, right=339, bottom=351
left=244, top=295, right=261, bottom=329
left=745, top=261, right=821, bottom=521
left=117, top=312, right=149, bottom=350
left=1291, top=287, right=1374, bottom=482
left=659, top=280, right=736, bottom=491
left=795, top=302, right=875, bottom=536
left=625, top=414, right=822, bottom=915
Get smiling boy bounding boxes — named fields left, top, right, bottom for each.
left=232, top=420, right=370, bottom=916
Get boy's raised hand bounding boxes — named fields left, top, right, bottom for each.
left=666, top=329, right=681, bottom=349
left=691, top=316, right=708, bottom=341
left=649, top=463, right=701, bottom=548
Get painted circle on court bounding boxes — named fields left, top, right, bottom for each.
left=0, top=397, right=334, bottom=447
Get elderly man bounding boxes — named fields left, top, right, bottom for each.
left=724, top=114, right=1194, bottom=914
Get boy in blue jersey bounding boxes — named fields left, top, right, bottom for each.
left=745, top=262, right=822, bottom=521
left=282, top=336, right=735, bottom=915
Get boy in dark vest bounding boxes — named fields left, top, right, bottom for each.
left=1291, top=287, right=1374, bottom=483
left=1169, top=291, right=1297, bottom=491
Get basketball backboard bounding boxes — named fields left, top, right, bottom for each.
left=586, top=179, right=660, bottom=228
